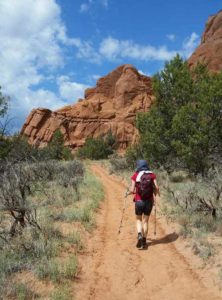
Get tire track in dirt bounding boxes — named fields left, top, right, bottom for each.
left=74, top=164, right=221, bottom=300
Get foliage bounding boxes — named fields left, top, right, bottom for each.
left=109, top=155, right=132, bottom=173
left=46, top=129, right=73, bottom=160
left=77, top=133, right=116, bottom=160
left=0, top=130, right=73, bottom=161
left=136, top=55, right=222, bottom=174
left=125, top=144, right=143, bottom=168
left=160, top=166, right=222, bottom=239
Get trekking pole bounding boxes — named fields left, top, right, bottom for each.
left=118, top=188, right=129, bottom=234
left=154, top=201, right=157, bottom=236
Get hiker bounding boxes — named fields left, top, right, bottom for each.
left=129, top=160, right=160, bottom=249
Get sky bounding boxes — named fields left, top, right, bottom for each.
left=0, top=0, right=221, bottom=132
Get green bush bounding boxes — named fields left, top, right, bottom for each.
left=77, top=135, right=115, bottom=160
left=109, top=155, right=131, bottom=173
left=125, top=144, right=143, bottom=169
left=44, top=129, right=73, bottom=160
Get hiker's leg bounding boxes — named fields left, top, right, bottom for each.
left=135, top=201, right=143, bottom=233
left=142, top=200, right=154, bottom=248
left=136, top=215, right=142, bottom=233
left=142, top=215, right=150, bottom=238
left=136, top=215, right=143, bottom=248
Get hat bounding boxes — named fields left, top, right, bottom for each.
left=136, top=160, right=149, bottom=172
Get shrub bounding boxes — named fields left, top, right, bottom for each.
left=109, top=155, right=130, bottom=173
left=198, top=240, right=215, bottom=260
left=169, top=170, right=189, bottom=182
left=35, top=256, right=77, bottom=283
left=35, top=258, right=61, bottom=282
left=44, top=129, right=73, bottom=160
left=56, top=160, right=84, bottom=190
left=50, top=286, right=72, bottom=300
left=77, top=135, right=115, bottom=160
left=66, top=231, right=84, bottom=250
left=1, top=281, right=39, bottom=300
left=125, top=144, right=143, bottom=168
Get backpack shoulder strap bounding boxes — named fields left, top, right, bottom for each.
left=136, top=171, right=153, bottom=182
left=136, top=171, right=144, bottom=182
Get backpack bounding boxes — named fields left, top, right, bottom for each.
left=136, top=171, right=154, bottom=200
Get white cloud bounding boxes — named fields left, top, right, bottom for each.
left=138, top=70, right=151, bottom=77
left=181, top=32, right=200, bottom=58
left=166, top=34, right=176, bottom=41
left=79, top=0, right=108, bottom=13
left=57, top=76, right=89, bottom=101
left=99, top=37, right=177, bottom=61
left=76, top=34, right=200, bottom=64
left=74, top=39, right=102, bottom=63
left=0, top=0, right=78, bottom=130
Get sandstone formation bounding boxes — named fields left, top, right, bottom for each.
left=21, top=65, right=154, bottom=150
left=188, top=10, right=222, bottom=72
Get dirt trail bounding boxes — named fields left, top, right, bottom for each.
left=75, top=164, right=221, bottom=300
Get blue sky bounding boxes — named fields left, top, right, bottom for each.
left=0, top=0, right=221, bottom=132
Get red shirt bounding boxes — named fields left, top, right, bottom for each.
left=131, top=171, right=156, bottom=201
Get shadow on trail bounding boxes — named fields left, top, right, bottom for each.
left=148, top=232, right=179, bottom=247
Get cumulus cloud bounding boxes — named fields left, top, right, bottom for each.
left=99, top=37, right=177, bottom=61
left=0, top=0, right=78, bottom=130
left=57, top=76, right=89, bottom=101
left=75, top=33, right=199, bottom=63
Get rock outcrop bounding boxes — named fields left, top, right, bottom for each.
left=21, top=64, right=154, bottom=150
left=188, top=10, right=222, bottom=72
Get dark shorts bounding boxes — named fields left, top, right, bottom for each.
left=135, top=200, right=153, bottom=216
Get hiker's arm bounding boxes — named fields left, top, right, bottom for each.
left=130, top=180, right=136, bottom=194
left=153, top=179, right=160, bottom=197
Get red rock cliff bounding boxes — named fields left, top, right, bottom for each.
left=188, top=10, right=222, bottom=72
left=21, top=64, right=154, bottom=150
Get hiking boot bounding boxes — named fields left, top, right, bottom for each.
left=136, top=233, right=143, bottom=248
left=142, top=237, right=147, bottom=249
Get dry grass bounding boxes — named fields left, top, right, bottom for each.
left=0, top=161, right=104, bottom=299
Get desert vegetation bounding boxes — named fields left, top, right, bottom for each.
left=76, top=130, right=116, bottom=160
left=0, top=95, right=104, bottom=299
left=0, top=157, right=103, bottom=299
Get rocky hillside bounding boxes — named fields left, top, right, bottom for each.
left=188, top=10, right=222, bottom=72
left=21, top=64, right=153, bottom=150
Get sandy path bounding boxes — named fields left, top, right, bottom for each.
left=74, top=164, right=221, bottom=300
